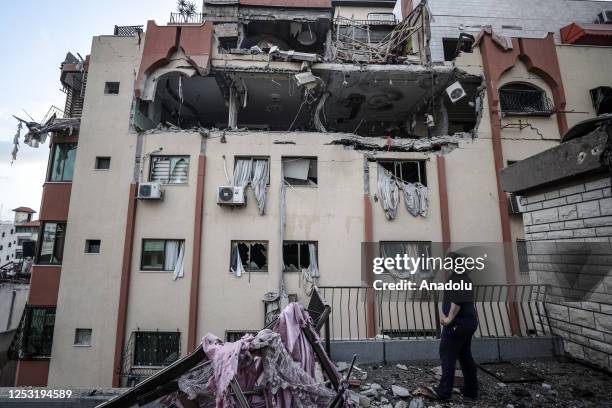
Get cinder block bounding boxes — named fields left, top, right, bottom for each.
left=573, top=228, right=596, bottom=238
left=595, top=312, right=612, bottom=332
left=543, top=197, right=567, bottom=209
left=583, top=190, right=604, bottom=201
left=570, top=308, right=595, bottom=326
left=567, top=193, right=583, bottom=204
left=547, top=230, right=573, bottom=239
left=585, top=178, right=611, bottom=191
left=532, top=208, right=559, bottom=224
left=599, top=198, right=612, bottom=216
left=559, top=184, right=586, bottom=197
left=577, top=201, right=601, bottom=219
left=558, top=205, right=578, bottom=221
left=584, top=216, right=612, bottom=227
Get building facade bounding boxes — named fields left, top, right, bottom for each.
left=12, top=0, right=612, bottom=387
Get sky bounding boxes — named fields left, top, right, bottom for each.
left=0, top=0, right=172, bottom=220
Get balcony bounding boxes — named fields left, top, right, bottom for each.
left=499, top=88, right=555, bottom=116
left=113, top=25, right=143, bottom=36
left=168, top=12, right=204, bottom=25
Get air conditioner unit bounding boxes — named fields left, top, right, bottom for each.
left=138, top=182, right=164, bottom=200
left=446, top=81, right=467, bottom=103
left=508, top=193, right=525, bottom=215
left=596, top=10, right=612, bottom=24
left=217, top=186, right=246, bottom=206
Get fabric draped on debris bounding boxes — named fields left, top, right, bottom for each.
left=174, top=303, right=342, bottom=408
left=301, top=243, right=320, bottom=296
left=377, top=164, right=428, bottom=219
left=11, top=115, right=80, bottom=162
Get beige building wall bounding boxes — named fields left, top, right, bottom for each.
left=48, top=35, right=142, bottom=387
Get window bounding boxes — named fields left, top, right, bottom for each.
left=85, top=239, right=101, bottom=254
left=150, top=156, right=190, bottom=184
left=74, top=328, right=92, bottom=346
left=499, top=83, right=553, bottom=116
left=283, top=241, right=317, bottom=272
left=516, top=239, right=529, bottom=274
left=443, top=36, right=474, bottom=61
left=5, top=255, right=8, bottom=261
left=95, top=156, right=111, bottom=170
left=37, top=222, right=66, bottom=265
left=282, top=157, right=317, bottom=186
left=10, top=228, right=14, bottom=234
left=104, top=81, right=120, bottom=94
left=7, top=242, right=11, bottom=248
left=49, top=143, right=77, bottom=182
left=230, top=241, right=268, bottom=273
left=0, top=245, right=3, bottom=250
left=234, top=156, right=270, bottom=185
left=378, top=160, right=427, bottom=186
left=141, top=239, right=184, bottom=271
left=11, top=306, right=56, bottom=359
left=379, top=241, right=432, bottom=275
left=133, top=331, right=180, bottom=367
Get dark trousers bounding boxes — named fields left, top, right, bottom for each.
left=435, top=324, right=478, bottom=399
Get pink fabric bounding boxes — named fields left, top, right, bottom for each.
left=273, top=302, right=316, bottom=377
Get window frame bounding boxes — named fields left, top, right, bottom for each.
left=47, top=143, right=77, bottom=182
left=499, top=82, right=553, bottom=117
left=95, top=156, right=111, bottom=170
left=230, top=240, right=269, bottom=273
left=140, top=239, right=184, bottom=272
left=378, top=240, right=433, bottom=275
left=234, top=156, right=271, bottom=186
left=85, top=239, right=101, bottom=254
left=132, top=331, right=180, bottom=368
left=282, top=156, right=318, bottom=187
left=36, top=222, right=66, bottom=265
left=74, top=328, right=93, bottom=347
left=104, top=81, right=120, bottom=95
left=149, top=155, right=191, bottom=185
left=282, top=240, right=318, bottom=272
left=19, top=306, right=56, bottom=360
left=377, top=159, right=427, bottom=186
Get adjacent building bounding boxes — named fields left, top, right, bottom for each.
left=10, top=0, right=612, bottom=386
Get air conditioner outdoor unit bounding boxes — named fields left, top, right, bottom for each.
left=138, top=182, right=164, bottom=200
left=217, top=186, right=246, bottom=206
left=446, top=81, right=467, bottom=103
left=596, top=10, right=612, bottom=24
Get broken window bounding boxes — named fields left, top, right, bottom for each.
left=141, top=239, right=185, bottom=275
left=367, top=13, right=396, bottom=23
left=150, top=156, right=190, bottom=184
left=282, top=157, right=317, bottom=186
left=230, top=241, right=268, bottom=275
left=379, top=241, right=432, bottom=276
left=516, top=239, right=529, bottom=275
left=85, top=239, right=101, bottom=254
left=74, top=328, right=92, bottom=346
left=442, top=36, right=474, bottom=61
left=38, top=222, right=66, bottom=265
left=499, top=83, right=554, bottom=116
left=104, top=81, right=120, bottom=94
left=49, top=143, right=77, bottom=182
left=378, top=160, right=427, bottom=186
left=133, top=331, right=180, bottom=367
left=95, top=156, right=111, bottom=170
left=283, top=241, right=318, bottom=272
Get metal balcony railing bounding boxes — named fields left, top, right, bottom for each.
left=113, top=25, right=143, bottom=36
left=499, top=89, right=555, bottom=116
left=318, top=284, right=551, bottom=341
left=169, top=12, right=204, bottom=25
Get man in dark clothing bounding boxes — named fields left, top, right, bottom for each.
left=433, top=263, right=479, bottom=400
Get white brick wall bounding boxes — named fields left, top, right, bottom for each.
left=427, top=0, right=610, bottom=61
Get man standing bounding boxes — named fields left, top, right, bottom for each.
left=425, top=113, right=435, bottom=138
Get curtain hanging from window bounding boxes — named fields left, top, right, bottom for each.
left=173, top=241, right=185, bottom=280
left=377, top=164, right=400, bottom=220
left=230, top=244, right=245, bottom=277
left=164, top=240, right=180, bottom=271
left=403, top=182, right=428, bottom=217
left=252, top=159, right=268, bottom=214
left=233, top=159, right=253, bottom=188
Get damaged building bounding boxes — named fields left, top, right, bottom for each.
left=9, top=0, right=612, bottom=390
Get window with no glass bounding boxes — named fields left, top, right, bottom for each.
left=104, top=82, right=120, bottom=94
left=150, top=156, right=190, bottom=184
left=378, top=160, right=427, bottom=186
left=282, top=157, right=317, bottom=186
left=141, top=239, right=185, bottom=271
left=37, top=222, right=66, bottom=265
left=133, top=331, right=180, bottom=367
left=85, top=240, right=101, bottom=254
left=49, top=143, right=77, bottom=182
left=74, top=328, right=92, bottom=346
left=95, top=156, right=111, bottom=170
left=230, top=241, right=268, bottom=273
left=283, top=241, right=318, bottom=272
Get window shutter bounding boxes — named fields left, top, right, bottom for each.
left=169, top=158, right=189, bottom=183
left=151, top=158, right=170, bottom=183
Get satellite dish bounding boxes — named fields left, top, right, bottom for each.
left=446, top=81, right=467, bottom=103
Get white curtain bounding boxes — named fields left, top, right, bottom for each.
left=402, top=182, right=428, bottom=217
left=233, top=159, right=253, bottom=188
left=251, top=159, right=268, bottom=214
left=377, top=164, right=400, bottom=220
left=172, top=241, right=185, bottom=280
left=164, top=240, right=180, bottom=272
left=230, top=244, right=245, bottom=277
left=169, top=157, right=189, bottom=184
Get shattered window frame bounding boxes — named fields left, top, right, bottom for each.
left=234, top=156, right=271, bottom=185
left=133, top=331, right=180, bottom=368
left=230, top=240, right=269, bottom=273
left=283, top=240, right=318, bottom=272
left=282, top=157, right=318, bottom=186
left=37, top=222, right=66, bottom=265
left=377, top=159, right=427, bottom=186
left=149, top=155, right=190, bottom=185
left=140, top=239, right=184, bottom=272
left=48, top=143, right=77, bottom=182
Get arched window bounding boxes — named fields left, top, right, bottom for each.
left=499, top=83, right=554, bottom=115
